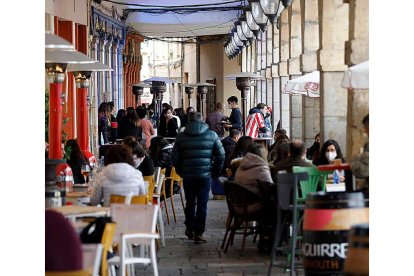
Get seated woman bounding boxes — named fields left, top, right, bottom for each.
left=149, top=136, right=173, bottom=175
left=314, top=139, right=346, bottom=182
left=89, top=145, right=146, bottom=206
left=234, top=143, right=276, bottom=253
left=45, top=210, right=83, bottom=271
left=227, top=136, right=255, bottom=178
left=65, top=139, right=89, bottom=184
left=123, top=140, right=155, bottom=177
left=234, top=143, right=274, bottom=198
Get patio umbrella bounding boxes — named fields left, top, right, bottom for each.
left=283, top=71, right=320, bottom=97
left=341, top=60, right=369, bottom=89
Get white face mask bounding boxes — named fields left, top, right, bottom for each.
left=133, top=156, right=145, bottom=168
left=325, top=151, right=337, bottom=162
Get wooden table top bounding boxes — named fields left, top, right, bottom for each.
left=66, top=192, right=90, bottom=198
left=317, top=163, right=351, bottom=171
left=47, top=205, right=109, bottom=217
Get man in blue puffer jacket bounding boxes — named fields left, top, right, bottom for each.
left=172, top=112, right=225, bottom=244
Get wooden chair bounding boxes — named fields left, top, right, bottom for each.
left=108, top=204, right=160, bottom=276
left=130, top=195, right=149, bottom=205
left=164, top=167, right=185, bottom=223
left=159, top=168, right=171, bottom=224
left=143, top=175, right=155, bottom=200
left=45, top=270, right=90, bottom=276
left=101, top=223, right=116, bottom=276
left=109, top=194, right=127, bottom=204
left=222, top=180, right=272, bottom=255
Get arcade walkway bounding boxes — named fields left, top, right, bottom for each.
left=151, top=195, right=305, bottom=276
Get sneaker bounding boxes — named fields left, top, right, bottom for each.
left=185, top=228, right=194, bottom=240
left=194, top=235, right=207, bottom=244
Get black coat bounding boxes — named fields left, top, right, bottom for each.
left=137, top=154, right=155, bottom=177
left=119, top=118, right=142, bottom=140
left=221, top=136, right=236, bottom=175
left=172, top=120, right=224, bottom=180
left=159, top=117, right=178, bottom=137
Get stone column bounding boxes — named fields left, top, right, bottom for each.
left=105, top=37, right=113, bottom=102
left=301, top=0, right=321, bottom=147
left=318, top=0, right=349, bottom=156
left=272, top=22, right=281, bottom=130
left=289, top=0, right=303, bottom=140
left=279, top=7, right=291, bottom=136
left=100, top=37, right=107, bottom=102
left=112, top=42, right=119, bottom=108
left=89, top=36, right=99, bottom=157
left=346, top=0, right=369, bottom=158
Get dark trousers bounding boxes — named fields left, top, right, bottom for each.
left=183, top=177, right=211, bottom=235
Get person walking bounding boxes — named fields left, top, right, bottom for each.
left=172, top=112, right=225, bottom=244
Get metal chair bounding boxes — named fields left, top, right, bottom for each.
left=267, top=171, right=308, bottom=276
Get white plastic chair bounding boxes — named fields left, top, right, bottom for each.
left=154, top=174, right=166, bottom=246
left=108, top=204, right=160, bottom=276
left=82, top=244, right=103, bottom=276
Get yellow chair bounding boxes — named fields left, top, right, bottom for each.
left=143, top=175, right=155, bottom=201
left=45, top=270, right=90, bottom=276
left=164, top=167, right=185, bottom=223
left=159, top=168, right=171, bottom=224
left=130, top=195, right=149, bottom=205
left=109, top=194, right=127, bottom=204
left=100, top=223, right=116, bottom=276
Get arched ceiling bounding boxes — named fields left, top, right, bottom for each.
left=106, top=0, right=242, bottom=37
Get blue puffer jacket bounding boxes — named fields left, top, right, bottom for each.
left=172, top=120, right=225, bottom=180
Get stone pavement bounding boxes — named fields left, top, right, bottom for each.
left=135, top=192, right=305, bottom=276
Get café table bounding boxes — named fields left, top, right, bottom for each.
left=66, top=191, right=91, bottom=206
left=47, top=205, right=110, bottom=222
left=317, top=163, right=354, bottom=192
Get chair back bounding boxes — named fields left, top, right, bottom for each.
left=110, top=204, right=159, bottom=246
left=223, top=180, right=266, bottom=219
left=143, top=175, right=155, bottom=200
left=292, top=166, right=328, bottom=199
left=100, top=223, right=116, bottom=276
left=155, top=174, right=165, bottom=196
left=109, top=194, right=127, bottom=205
left=154, top=167, right=161, bottom=185
left=45, top=270, right=90, bottom=276
left=81, top=243, right=103, bottom=276
left=170, top=167, right=182, bottom=181
left=130, top=195, right=149, bottom=205
left=276, top=171, right=308, bottom=210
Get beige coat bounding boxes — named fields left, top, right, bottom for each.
left=234, top=153, right=275, bottom=198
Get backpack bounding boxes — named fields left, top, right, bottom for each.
left=80, top=216, right=114, bottom=243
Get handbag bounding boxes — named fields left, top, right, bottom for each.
left=80, top=216, right=114, bottom=243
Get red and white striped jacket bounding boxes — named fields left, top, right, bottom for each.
left=245, top=112, right=265, bottom=138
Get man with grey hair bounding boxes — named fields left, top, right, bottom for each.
left=172, top=112, right=225, bottom=244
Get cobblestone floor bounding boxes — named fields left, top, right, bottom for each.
left=133, top=192, right=304, bottom=276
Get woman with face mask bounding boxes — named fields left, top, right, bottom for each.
left=315, top=139, right=346, bottom=182
left=123, top=140, right=155, bottom=177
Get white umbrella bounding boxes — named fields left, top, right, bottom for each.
left=341, top=60, right=369, bottom=89
left=283, top=71, right=320, bottom=97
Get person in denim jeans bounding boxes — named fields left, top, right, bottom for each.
left=172, top=112, right=224, bottom=244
